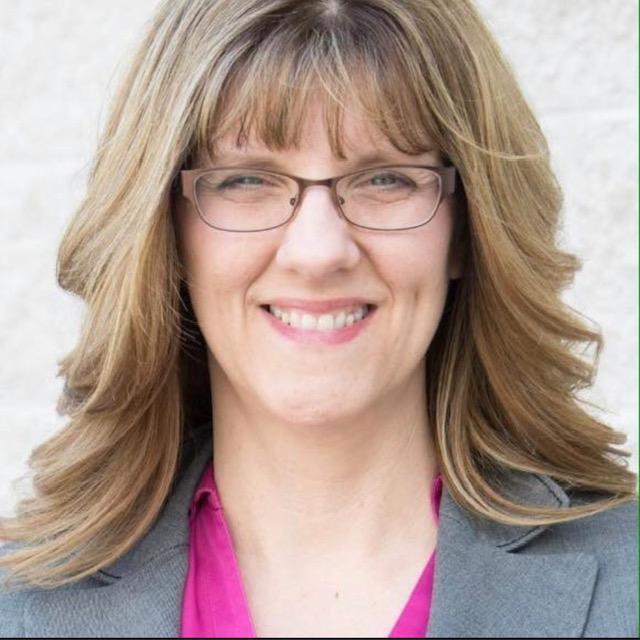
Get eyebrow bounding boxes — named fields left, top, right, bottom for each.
left=209, top=150, right=437, bottom=171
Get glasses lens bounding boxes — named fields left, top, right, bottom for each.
left=337, top=167, right=442, bottom=230
left=194, top=169, right=297, bottom=231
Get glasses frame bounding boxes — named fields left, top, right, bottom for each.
left=179, top=164, right=457, bottom=232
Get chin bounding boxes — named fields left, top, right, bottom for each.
left=263, top=389, right=365, bottom=427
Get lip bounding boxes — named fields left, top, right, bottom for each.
left=260, top=304, right=376, bottom=345
left=259, top=297, right=376, bottom=314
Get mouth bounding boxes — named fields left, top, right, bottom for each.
left=259, top=303, right=376, bottom=332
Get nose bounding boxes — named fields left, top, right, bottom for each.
left=274, top=185, right=360, bottom=278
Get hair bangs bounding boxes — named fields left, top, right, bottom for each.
left=190, top=5, right=441, bottom=166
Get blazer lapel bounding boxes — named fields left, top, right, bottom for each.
left=428, top=473, right=598, bottom=638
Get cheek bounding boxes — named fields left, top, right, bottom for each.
left=375, top=203, right=456, bottom=289
left=377, top=205, right=456, bottom=354
left=175, top=203, right=271, bottom=315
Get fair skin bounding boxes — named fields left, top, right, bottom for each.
left=176, top=102, right=463, bottom=637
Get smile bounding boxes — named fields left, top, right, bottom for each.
left=259, top=303, right=377, bottom=345
left=266, top=303, right=373, bottom=331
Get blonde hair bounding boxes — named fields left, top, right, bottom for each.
left=1, top=0, right=635, bottom=588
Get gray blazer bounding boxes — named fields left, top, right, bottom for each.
left=1, top=431, right=637, bottom=638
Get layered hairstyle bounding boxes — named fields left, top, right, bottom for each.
left=1, top=0, right=636, bottom=588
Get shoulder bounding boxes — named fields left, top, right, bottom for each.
left=535, top=494, right=638, bottom=638
left=0, top=424, right=213, bottom=638
left=0, top=543, right=105, bottom=638
left=546, top=493, right=637, bottom=557
left=0, top=544, right=30, bottom=638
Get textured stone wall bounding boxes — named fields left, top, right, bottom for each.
left=0, top=0, right=636, bottom=514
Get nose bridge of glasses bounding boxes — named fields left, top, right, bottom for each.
left=293, top=176, right=343, bottom=211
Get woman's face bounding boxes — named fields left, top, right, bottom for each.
left=175, top=103, right=463, bottom=426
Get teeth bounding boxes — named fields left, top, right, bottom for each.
left=317, top=314, right=334, bottom=330
left=267, top=304, right=370, bottom=331
left=301, top=314, right=316, bottom=330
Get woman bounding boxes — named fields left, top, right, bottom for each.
left=0, top=0, right=637, bottom=637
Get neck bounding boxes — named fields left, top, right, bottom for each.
left=209, top=363, right=439, bottom=570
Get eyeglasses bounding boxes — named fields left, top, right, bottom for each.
left=180, top=164, right=457, bottom=232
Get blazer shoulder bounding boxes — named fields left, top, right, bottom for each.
left=0, top=543, right=109, bottom=638
left=561, top=493, right=637, bottom=550
left=0, top=544, right=29, bottom=638
left=543, top=493, right=638, bottom=566
left=0, top=586, right=27, bottom=638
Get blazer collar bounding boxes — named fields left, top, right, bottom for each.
left=440, top=467, right=571, bottom=552
left=27, top=432, right=597, bottom=638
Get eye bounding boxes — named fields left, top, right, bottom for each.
left=370, top=173, right=408, bottom=186
left=219, top=175, right=267, bottom=189
left=353, top=170, right=415, bottom=190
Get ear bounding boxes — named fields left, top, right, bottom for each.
left=171, top=192, right=190, bottom=280
left=447, top=238, right=465, bottom=280
left=447, top=204, right=467, bottom=281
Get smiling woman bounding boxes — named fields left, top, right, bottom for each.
left=0, top=0, right=637, bottom=638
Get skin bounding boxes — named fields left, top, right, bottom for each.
left=175, top=101, right=463, bottom=636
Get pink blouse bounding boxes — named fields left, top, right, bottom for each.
left=181, top=461, right=443, bottom=638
